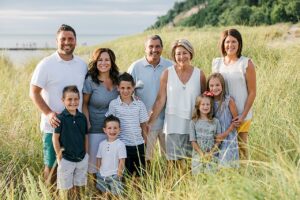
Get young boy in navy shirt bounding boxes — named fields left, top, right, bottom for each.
left=52, top=85, right=89, bottom=198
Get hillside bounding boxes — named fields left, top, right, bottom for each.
left=150, top=0, right=300, bottom=29
left=0, top=23, right=299, bottom=199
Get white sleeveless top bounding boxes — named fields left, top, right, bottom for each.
left=164, top=65, right=201, bottom=134
left=212, top=56, right=252, bottom=120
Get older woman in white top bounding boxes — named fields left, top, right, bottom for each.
left=212, top=29, right=256, bottom=160
left=148, top=39, right=206, bottom=166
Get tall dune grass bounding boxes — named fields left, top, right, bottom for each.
left=0, top=23, right=299, bottom=199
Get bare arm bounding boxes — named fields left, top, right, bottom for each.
left=233, top=59, right=256, bottom=124
left=200, top=70, right=206, bottom=93
left=52, top=133, right=62, bottom=161
left=141, top=122, right=148, bottom=144
left=191, top=141, right=204, bottom=157
left=82, top=93, right=91, bottom=130
left=29, top=84, right=60, bottom=127
left=96, top=158, right=101, bottom=172
left=148, top=69, right=168, bottom=126
left=117, top=158, right=125, bottom=177
left=85, top=135, right=89, bottom=154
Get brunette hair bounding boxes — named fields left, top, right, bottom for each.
left=62, top=85, right=79, bottom=98
left=219, top=29, right=243, bottom=58
left=117, top=72, right=135, bottom=86
left=145, top=35, right=163, bottom=47
left=103, top=115, right=120, bottom=128
left=57, top=24, right=76, bottom=38
left=86, top=48, right=119, bottom=85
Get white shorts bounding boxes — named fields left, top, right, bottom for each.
left=88, top=134, right=107, bottom=173
left=57, top=154, right=89, bottom=190
left=145, top=130, right=166, bottom=160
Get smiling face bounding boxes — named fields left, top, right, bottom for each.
left=145, top=39, right=162, bottom=65
left=62, top=91, right=79, bottom=114
left=97, top=51, right=111, bottom=73
left=118, top=80, right=134, bottom=101
left=174, top=46, right=192, bottom=66
left=56, top=31, right=76, bottom=57
left=199, top=97, right=212, bottom=117
left=103, top=121, right=120, bottom=142
left=224, top=35, right=239, bottom=57
left=209, top=77, right=223, bottom=98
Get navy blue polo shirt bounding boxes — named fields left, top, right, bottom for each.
left=54, top=109, right=88, bottom=162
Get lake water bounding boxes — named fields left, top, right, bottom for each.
left=0, top=33, right=125, bottom=67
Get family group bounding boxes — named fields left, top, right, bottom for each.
left=29, top=24, right=256, bottom=198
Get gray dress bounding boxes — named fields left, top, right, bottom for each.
left=214, top=96, right=239, bottom=168
left=189, top=118, right=221, bottom=174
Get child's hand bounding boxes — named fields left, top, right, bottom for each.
left=198, top=151, right=204, bottom=157
left=56, top=154, right=62, bottom=165
left=201, top=153, right=210, bottom=163
left=215, top=134, right=225, bottom=143
left=203, top=153, right=212, bottom=162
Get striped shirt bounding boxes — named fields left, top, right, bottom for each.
left=105, top=96, right=149, bottom=146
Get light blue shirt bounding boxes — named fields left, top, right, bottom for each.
left=128, top=56, right=173, bottom=131
left=105, top=96, right=149, bottom=146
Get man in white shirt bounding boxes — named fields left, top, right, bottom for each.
left=29, top=24, right=87, bottom=184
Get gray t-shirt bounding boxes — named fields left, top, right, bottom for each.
left=189, top=118, right=221, bottom=152
left=83, top=76, right=118, bottom=134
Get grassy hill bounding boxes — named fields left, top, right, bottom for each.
left=150, top=0, right=300, bottom=29
left=0, top=23, right=299, bottom=199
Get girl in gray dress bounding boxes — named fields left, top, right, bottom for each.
left=189, top=92, right=221, bottom=174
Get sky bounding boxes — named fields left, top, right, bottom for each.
left=0, top=0, right=180, bottom=35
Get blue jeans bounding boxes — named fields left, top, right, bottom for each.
left=96, top=173, right=123, bottom=195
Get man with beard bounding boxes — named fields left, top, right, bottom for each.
left=30, top=24, right=87, bottom=185
left=128, top=35, right=173, bottom=165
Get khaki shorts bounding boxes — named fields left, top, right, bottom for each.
left=57, top=154, right=89, bottom=190
left=145, top=130, right=166, bottom=160
left=237, top=120, right=251, bottom=133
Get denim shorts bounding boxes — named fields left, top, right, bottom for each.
left=43, top=133, right=56, bottom=168
left=96, top=173, right=123, bottom=195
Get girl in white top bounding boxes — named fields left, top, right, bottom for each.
left=212, top=29, right=256, bottom=160
left=148, top=39, right=206, bottom=167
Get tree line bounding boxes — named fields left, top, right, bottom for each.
left=149, top=0, right=300, bottom=29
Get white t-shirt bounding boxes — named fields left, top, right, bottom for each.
left=96, top=139, right=127, bottom=177
left=30, top=51, right=87, bottom=133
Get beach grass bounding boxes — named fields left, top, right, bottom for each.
left=0, top=23, right=299, bottom=199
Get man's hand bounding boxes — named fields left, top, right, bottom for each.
left=47, top=111, right=60, bottom=128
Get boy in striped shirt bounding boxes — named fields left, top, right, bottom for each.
left=106, top=72, right=149, bottom=177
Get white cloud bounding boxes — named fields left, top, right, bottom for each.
left=0, top=9, right=165, bottom=19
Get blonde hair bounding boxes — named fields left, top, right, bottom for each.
left=192, top=95, right=214, bottom=121
left=207, top=73, right=226, bottom=113
left=171, top=39, right=194, bottom=61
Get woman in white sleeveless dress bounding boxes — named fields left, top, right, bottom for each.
left=212, top=29, right=256, bottom=160
left=148, top=39, right=206, bottom=168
